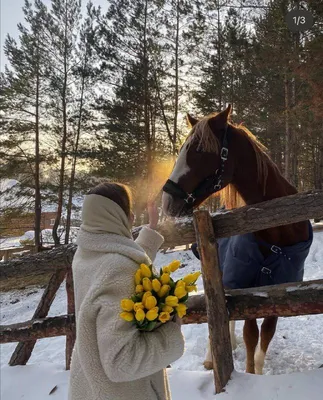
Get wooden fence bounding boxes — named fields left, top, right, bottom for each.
left=0, top=190, right=323, bottom=392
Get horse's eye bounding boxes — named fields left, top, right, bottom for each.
left=196, top=146, right=203, bottom=153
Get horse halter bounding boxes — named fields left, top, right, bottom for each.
left=163, top=125, right=230, bottom=206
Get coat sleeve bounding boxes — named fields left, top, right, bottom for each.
left=134, top=226, right=164, bottom=262
left=95, top=260, right=185, bottom=383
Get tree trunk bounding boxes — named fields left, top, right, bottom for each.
left=143, top=0, right=151, bottom=186
left=34, top=41, right=42, bottom=253
left=65, top=64, right=86, bottom=244
left=217, top=4, right=222, bottom=109
left=173, top=0, right=180, bottom=156
left=53, top=4, right=69, bottom=247
left=284, top=72, right=291, bottom=182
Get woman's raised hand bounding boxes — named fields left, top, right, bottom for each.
left=147, top=201, right=159, bottom=230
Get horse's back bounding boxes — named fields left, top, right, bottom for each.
left=218, top=222, right=313, bottom=290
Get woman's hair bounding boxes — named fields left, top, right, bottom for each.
left=88, top=182, right=133, bottom=217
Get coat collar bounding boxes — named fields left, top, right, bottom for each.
left=76, top=228, right=151, bottom=265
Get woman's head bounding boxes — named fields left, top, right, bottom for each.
left=88, top=182, right=134, bottom=225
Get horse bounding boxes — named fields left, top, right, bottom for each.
left=162, top=105, right=313, bottom=374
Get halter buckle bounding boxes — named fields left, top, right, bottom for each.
left=184, top=193, right=196, bottom=204
left=261, top=267, right=272, bottom=275
left=271, top=245, right=282, bottom=254
left=214, top=182, right=222, bottom=191
left=221, top=147, right=229, bottom=160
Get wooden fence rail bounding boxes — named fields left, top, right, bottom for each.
left=1, top=190, right=322, bottom=281
left=2, top=280, right=323, bottom=344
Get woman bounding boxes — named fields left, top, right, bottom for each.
left=69, top=182, right=184, bottom=400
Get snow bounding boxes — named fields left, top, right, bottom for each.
left=1, top=230, right=322, bottom=399
left=1, top=364, right=322, bottom=400
left=252, top=292, right=269, bottom=297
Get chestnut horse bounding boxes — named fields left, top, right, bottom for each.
left=162, top=105, right=312, bottom=374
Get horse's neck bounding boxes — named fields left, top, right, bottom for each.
left=232, top=141, right=308, bottom=246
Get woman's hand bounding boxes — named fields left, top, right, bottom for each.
left=147, top=201, right=159, bottom=230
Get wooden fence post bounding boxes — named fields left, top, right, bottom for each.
left=65, top=264, right=76, bottom=370
left=193, top=210, right=234, bottom=394
left=9, top=269, right=67, bottom=366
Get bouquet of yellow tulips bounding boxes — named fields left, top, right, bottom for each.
left=120, top=260, right=201, bottom=331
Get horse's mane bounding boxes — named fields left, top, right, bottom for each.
left=188, top=114, right=271, bottom=209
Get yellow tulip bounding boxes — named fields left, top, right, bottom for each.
left=143, top=277, right=152, bottom=292
left=186, top=285, right=197, bottom=293
left=135, top=309, right=145, bottom=321
left=145, top=295, right=157, bottom=310
left=134, top=302, right=144, bottom=312
left=142, top=291, right=152, bottom=306
left=176, top=280, right=186, bottom=288
left=162, top=305, right=173, bottom=313
left=183, top=273, right=195, bottom=285
left=135, top=269, right=142, bottom=285
left=174, top=286, right=187, bottom=299
left=159, top=311, right=171, bottom=323
left=135, top=284, right=144, bottom=293
left=162, top=265, right=171, bottom=273
left=120, top=312, right=134, bottom=322
left=146, top=307, right=159, bottom=321
left=152, top=279, right=161, bottom=292
left=192, top=271, right=201, bottom=281
left=140, top=263, right=152, bottom=278
left=160, top=273, right=170, bottom=285
left=183, top=272, right=201, bottom=285
left=165, top=295, right=179, bottom=307
left=169, top=260, right=181, bottom=272
left=176, top=303, right=187, bottom=318
left=120, top=299, right=134, bottom=312
left=158, top=285, right=170, bottom=298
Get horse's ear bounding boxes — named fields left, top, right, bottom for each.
left=217, top=104, right=232, bottom=122
left=186, top=113, right=198, bottom=128
left=208, top=104, right=232, bottom=130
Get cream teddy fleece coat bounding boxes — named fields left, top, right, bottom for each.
left=68, top=195, right=185, bottom=400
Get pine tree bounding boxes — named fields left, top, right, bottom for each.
left=0, top=0, right=51, bottom=251
left=42, top=0, right=82, bottom=246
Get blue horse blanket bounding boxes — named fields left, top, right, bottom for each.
left=191, top=222, right=313, bottom=289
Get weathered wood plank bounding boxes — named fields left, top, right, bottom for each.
left=1, top=280, right=322, bottom=344
left=183, top=279, right=323, bottom=323
left=1, top=190, right=322, bottom=281
left=65, top=264, right=75, bottom=370
left=193, top=210, right=233, bottom=394
left=9, top=269, right=67, bottom=366
left=0, top=244, right=74, bottom=280
left=160, top=189, right=323, bottom=248
left=0, top=315, right=75, bottom=343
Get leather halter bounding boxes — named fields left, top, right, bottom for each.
left=163, top=125, right=230, bottom=206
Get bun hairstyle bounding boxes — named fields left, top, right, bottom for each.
left=88, top=182, right=133, bottom=218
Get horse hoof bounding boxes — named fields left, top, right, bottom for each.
left=203, top=361, right=213, bottom=370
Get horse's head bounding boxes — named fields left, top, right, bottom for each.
left=162, top=105, right=235, bottom=217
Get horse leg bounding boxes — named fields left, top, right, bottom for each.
left=243, top=319, right=259, bottom=374
left=230, top=320, right=237, bottom=350
left=203, top=338, right=213, bottom=370
left=255, top=316, right=278, bottom=375
left=203, top=321, right=237, bottom=370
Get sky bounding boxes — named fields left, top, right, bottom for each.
left=0, top=0, right=109, bottom=72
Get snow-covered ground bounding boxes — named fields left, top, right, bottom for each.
left=1, top=230, right=322, bottom=399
